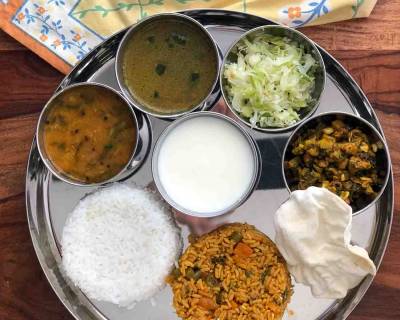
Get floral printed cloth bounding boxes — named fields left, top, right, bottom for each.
left=0, top=0, right=377, bottom=74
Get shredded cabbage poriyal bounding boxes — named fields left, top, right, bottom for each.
left=224, top=34, right=318, bottom=128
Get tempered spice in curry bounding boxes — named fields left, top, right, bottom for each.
left=43, top=86, right=136, bottom=183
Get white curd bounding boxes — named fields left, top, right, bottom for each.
left=157, top=115, right=255, bottom=214
left=274, top=187, right=376, bottom=299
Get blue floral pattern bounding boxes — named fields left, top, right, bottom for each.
left=11, top=0, right=99, bottom=65
left=8, top=0, right=371, bottom=70
left=352, top=0, right=364, bottom=17
left=48, top=0, right=66, bottom=6
left=282, top=0, right=330, bottom=27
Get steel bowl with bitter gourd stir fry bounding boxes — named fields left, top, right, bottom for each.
left=283, top=113, right=390, bottom=213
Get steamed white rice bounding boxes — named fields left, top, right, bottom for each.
left=61, top=183, right=182, bottom=308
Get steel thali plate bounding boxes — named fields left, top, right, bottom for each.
left=26, top=9, right=393, bottom=320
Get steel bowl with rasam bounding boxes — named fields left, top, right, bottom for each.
left=116, top=13, right=220, bottom=119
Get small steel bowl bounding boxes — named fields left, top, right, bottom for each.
left=282, top=111, right=391, bottom=215
left=36, top=82, right=140, bottom=187
left=220, top=25, right=326, bottom=133
left=115, top=13, right=220, bottom=119
left=152, top=111, right=261, bottom=218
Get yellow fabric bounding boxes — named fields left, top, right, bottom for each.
left=71, top=0, right=377, bottom=38
left=0, top=0, right=377, bottom=73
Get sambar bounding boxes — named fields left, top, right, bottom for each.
left=39, top=84, right=137, bottom=184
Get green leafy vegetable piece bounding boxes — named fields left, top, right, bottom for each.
left=205, top=273, right=219, bottom=287
left=260, top=266, right=272, bottom=283
left=147, top=36, right=155, bottom=44
left=155, top=63, right=166, bottom=76
left=57, top=143, right=66, bottom=150
left=229, top=231, right=243, bottom=243
left=171, top=268, right=181, bottom=279
left=211, top=256, right=226, bottom=265
left=185, top=267, right=202, bottom=280
left=191, top=72, right=200, bottom=82
left=245, top=270, right=253, bottom=277
left=216, top=291, right=224, bottom=304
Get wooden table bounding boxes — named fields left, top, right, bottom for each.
left=1, top=1, right=399, bottom=319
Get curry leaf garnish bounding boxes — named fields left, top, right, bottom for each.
left=155, top=63, right=166, bottom=76
left=191, top=72, right=200, bottom=82
left=147, top=36, right=155, bottom=44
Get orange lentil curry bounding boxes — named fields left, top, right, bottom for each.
left=43, top=85, right=136, bottom=183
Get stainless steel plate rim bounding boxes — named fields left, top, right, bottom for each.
left=25, top=9, right=394, bottom=320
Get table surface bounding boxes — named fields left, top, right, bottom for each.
left=1, top=1, right=399, bottom=319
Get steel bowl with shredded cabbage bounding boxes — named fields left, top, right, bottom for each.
left=222, top=26, right=325, bottom=131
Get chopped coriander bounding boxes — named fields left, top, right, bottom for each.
left=260, top=266, right=272, bottom=283
left=57, top=143, right=66, bottom=150
left=211, top=255, right=226, bottom=265
left=191, top=72, right=200, bottom=82
left=155, top=63, right=166, bottom=76
left=146, top=36, right=155, bottom=44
